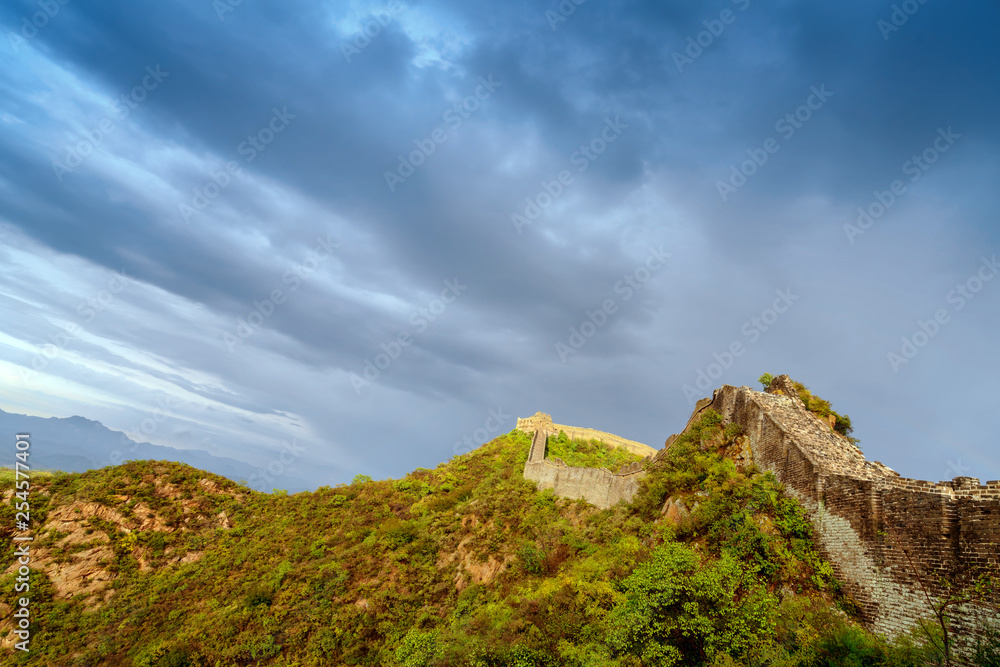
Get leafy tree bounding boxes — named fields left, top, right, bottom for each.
left=607, top=542, right=777, bottom=666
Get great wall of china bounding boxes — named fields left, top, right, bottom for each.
left=518, top=412, right=657, bottom=510
left=518, top=375, right=1000, bottom=652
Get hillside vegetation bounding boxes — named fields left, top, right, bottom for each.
left=0, top=411, right=964, bottom=666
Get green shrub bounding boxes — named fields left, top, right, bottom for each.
left=520, top=542, right=545, bottom=574
left=395, top=629, right=440, bottom=667
left=811, top=622, right=888, bottom=667
left=792, top=381, right=861, bottom=448
left=245, top=584, right=273, bottom=608
left=974, top=622, right=1000, bottom=667
left=607, top=542, right=777, bottom=665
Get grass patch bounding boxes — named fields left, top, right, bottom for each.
left=545, top=431, right=645, bottom=470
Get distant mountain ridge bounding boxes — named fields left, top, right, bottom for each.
left=0, top=406, right=262, bottom=487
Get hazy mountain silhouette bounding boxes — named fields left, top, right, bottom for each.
left=0, top=407, right=262, bottom=487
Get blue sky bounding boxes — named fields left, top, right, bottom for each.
left=1, top=0, right=998, bottom=490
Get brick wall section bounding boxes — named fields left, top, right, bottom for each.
left=518, top=412, right=654, bottom=509
left=707, top=378, right=1000, bottom=649
left=523, top=455, right=648, bottom=509
left=518, top=388, right=998, bottom=648
left=527, top=429, right=546, bottom=463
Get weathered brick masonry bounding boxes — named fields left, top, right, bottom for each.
left=707, top=376, right=999, bottom=647
left=519, top=382, right=998, bottom=647
left=519, top=412, right=654, bottom=510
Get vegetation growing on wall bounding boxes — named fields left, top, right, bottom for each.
left=545, top=431, right=645, bottom=470
left=791, top=380, right=861, bottom=448
left=758, top=373, right=861, bottom=448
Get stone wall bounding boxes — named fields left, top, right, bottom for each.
left=519, top=385, right=998, bottom=650
left=519, top=412, right=654, bottom=510
left=517, top=411, right=657, bottom=457
left=523, top=455, right=649, bottom=510
left=706, top=376, right=1000, bottom=650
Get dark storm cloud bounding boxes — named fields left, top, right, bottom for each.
left=0, top=0, right=998, bottom=486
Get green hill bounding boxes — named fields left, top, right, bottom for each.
left=0, top=410, right=959, bottom=666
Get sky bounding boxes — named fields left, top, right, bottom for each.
left=1, top=0, right=998, bottom=490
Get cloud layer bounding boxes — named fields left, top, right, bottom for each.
left=1, top=0, right=998, bottom=488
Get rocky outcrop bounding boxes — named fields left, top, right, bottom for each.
left=0, top=470, right=243, bottom=651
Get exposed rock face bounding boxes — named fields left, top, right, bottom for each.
left=660, top=496, right=690, bottom=525
left=436, top=513, right=516, bottom=591
left=765, top=374, right=799, bottom=398
left=0, top=471, right=242, bottom=650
